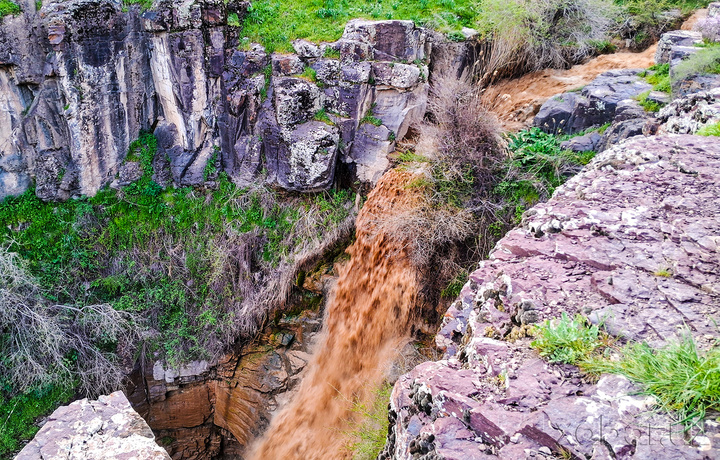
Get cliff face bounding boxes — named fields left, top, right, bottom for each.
left=0, top=0, right=469, bottom=201
left=383, top=133, right=720, bottom=460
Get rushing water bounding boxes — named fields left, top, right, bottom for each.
left=250, top=170, right=421, bottom=459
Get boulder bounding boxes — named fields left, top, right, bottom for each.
left=658, top=87, right=720, bottom=134
left=559, top=132, right=601, bottom=152
left=655, top=30, right=703, bottom=65
left=534, top=70, right=651, bottom=134
left=16, top=391, right=170, bottom=460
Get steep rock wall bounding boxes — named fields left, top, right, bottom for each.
left=0, top=1, right=470, bottom=200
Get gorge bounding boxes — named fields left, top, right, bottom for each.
left=2, top=0, right=720, bottom=459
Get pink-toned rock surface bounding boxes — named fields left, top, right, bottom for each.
left=383, top=135, right=720, bottom=460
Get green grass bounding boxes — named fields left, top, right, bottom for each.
left=532, top=312, right=720, bottom=431
left=0, top=383, right=75, bottom=459
left=584, top=334, right=720, bottom=430
left=0, top=0, right=20, bottom=18
left=360, top=103, right=382, bottom=127
left=298, top=65, right=318, bottom=83
left=636, top=90, right=663, bottom=112
left=241, top=0, right=481, bottom=53
left=313, top=107, right=336, bottom=125
left=122, top=0, right=153, bottom=10
left=531, top=313, right=603, bottom=364
left=344, top=382, right=393, bottom=460
left=0, top=133, right=353, bottom=367
left=696, top=122, right=720, bottom=136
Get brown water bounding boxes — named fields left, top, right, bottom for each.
left=249, top=170, right=422, bottom=460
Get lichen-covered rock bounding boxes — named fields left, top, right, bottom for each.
left=16, top=391, right=170, bottom=460
left=533, top=70, right=651, bottom=134
left=658, top=87, right=720, bottom=133
left=385, top=135, right=720, bottom=460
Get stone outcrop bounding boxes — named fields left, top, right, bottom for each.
left=658, top=86, right=720, bottom=133
left=384, top=135, right=720, bottom=459
left=15, top=391, right=171, bottom=460
left=533, top=70, right=651, bottom=134
left=0, top=0, right=469, bottom=199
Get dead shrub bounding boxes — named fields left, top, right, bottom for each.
left=0, top=247, right=138, bottom=396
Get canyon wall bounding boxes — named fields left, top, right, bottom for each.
left=0, top=0, right=472, bottom=200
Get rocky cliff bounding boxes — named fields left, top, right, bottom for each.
left=383, top=133, right=720, bottom=459
left=0, top=0, right=470, bottom=200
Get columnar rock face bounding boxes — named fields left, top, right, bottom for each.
left=15, top=391, right=171, bottom=460
left=383, top=135, right=720, bottom=460
left=0, top=1, right=454, bottom=199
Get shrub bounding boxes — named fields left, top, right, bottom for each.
left=0, top=247, right=137, bottom=396
left=531, top=312, right=603, bottom=364
left=474, top=0, right=620, bottom=83
left=0, top=0, right=20, bottom=18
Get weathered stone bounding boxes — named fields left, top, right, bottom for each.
left=655, top=30, right=703, bottom=64
left=658, top=87, right=720, bottom=134
left=271, top=53, right=305, bottom=76
left=386, top=135, right=720, bottom=460
left=559, top=132, right=601, bottom=152
left=596, top=117, right=648, bottom=152
left=16, top=391, right=170, bottom=460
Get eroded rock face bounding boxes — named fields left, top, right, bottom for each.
left=125, top=309, right=323, bottom=459
left=533, top=70, right=651, bottom=134
left=16, top=391, right=171, bottom=460
left=1, top=3, right=454, bottom=199
left=384, top=135, right=720, bottom=460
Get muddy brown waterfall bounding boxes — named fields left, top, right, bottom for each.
left=250, top=170, right=423, bottom=459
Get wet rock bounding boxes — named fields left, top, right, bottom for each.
left=534, top=71, right=651, bottom=134
left=559, top=132, right=601, bottom=152
left=16, top=391, right=170, bottom=460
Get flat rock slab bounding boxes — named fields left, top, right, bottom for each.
left=384, top=135, right=720, bottom=460
left=16, top=391, right=170, bottom=460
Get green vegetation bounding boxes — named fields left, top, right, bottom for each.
left=531, top=313, right=604, bottom=364
left=654, top=268, right=672, bottom=277
left=0, top=0, right=20, bottom=18
left=359, top=104, right=383, bottom=127
left=697, top=121, right=720, bottom=136
left=441, top=269, right=469, bottom=299
left=298, top=65, right=318, bottom=83
left=645, top=62, right=671, bottom=92
left=637, top=90, right=663, bottom=112
left=344, top=383, right=393, bottom=459
left=584, top=334, right=720, bottom=430
left=532, top=314, right=720, bottom=430
left=227, top=12, right=241, bottom=27
left=672, top=43, right=720, bottom=82
left=122, top=0, right=153, bottom=10
left=313, top=107, right=335, bottom=125
left=324, top=46, right=341, bottom=58
left=241, top=0, right=479, bottom=53
left=0, top=134, right=354, bottom=368
left=1, top=384, right=74, bottom=457
left=496, top=127, right=596, bottom=225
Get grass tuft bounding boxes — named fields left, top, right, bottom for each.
left=696, top=122, right=720, bottom=136
left=0, top=0, right=20, bottom=18
left=530, top=312, right=603, bottom=364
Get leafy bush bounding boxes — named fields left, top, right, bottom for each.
left=646, top=62, right=671, bottom=92
left=531, top=312, right=603, bottom=364
left=475, top=0, right=620, bottom=82
left=584, top=334, right=720, bottom=430
left=0, top=0, right=20, bottom=18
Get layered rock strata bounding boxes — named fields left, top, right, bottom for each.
left=384, top=134, right=720, bottom=460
